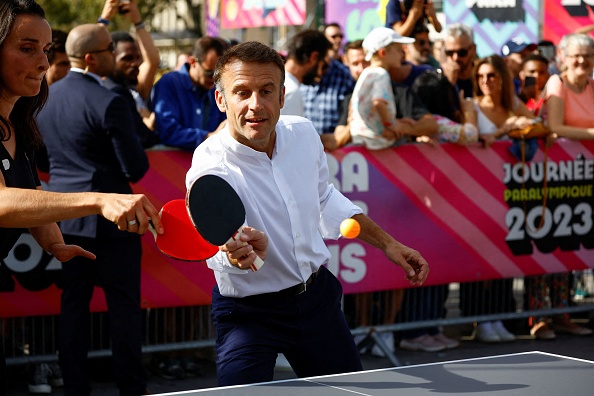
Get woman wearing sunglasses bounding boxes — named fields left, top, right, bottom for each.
left=472, top=55, right=535, bottom=148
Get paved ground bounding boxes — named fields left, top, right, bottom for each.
left=6, top=313, right=594, bottom=395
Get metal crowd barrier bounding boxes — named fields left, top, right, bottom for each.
left=3, top=271, right=593, bottom=367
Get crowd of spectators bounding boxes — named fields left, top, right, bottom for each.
left=2, top=0, right=594, bottom=393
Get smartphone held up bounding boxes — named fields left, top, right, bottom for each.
left=118, top=0, right=131, bottom=14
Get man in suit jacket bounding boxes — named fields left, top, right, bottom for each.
left=37, top=23, right=148, bottom=396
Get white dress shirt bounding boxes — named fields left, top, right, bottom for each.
left=186, top=116, right=362, bottom=297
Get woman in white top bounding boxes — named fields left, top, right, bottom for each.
left=472, top=55, right=534, bottom=147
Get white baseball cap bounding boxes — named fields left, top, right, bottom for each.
left=363, top=27, right=415, bottom=61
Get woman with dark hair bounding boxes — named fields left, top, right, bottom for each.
left=458, top=55, right=535, bottom=344
left=0, top=1, right=163, bottom=391
left=472, top=55, right=534, bottom=147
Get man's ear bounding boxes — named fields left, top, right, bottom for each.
left=280, top=85, right=285, bottom=109
left=83, top=53, right=95, bottom=71
left=308, top=51, right=319, bottom=66
left=215, top=89, right=226, bottom=112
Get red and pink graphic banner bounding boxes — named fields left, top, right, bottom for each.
left=1, top=140, right=594, bottom=317
left=220, top=0, right=305, bottom=29
left=544, top=0, right=594, bottom=44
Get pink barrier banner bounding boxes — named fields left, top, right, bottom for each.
left=1, top=140, right=593, bottom=317
left=544, top=0, right=594, bottom=44
left=220, top=0, right=306, bottom=29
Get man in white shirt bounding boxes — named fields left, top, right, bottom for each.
left=186, top=41, right=429, bottom=387
left=281, top=30, right=331, bottom=117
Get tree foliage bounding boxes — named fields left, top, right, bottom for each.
left=38, top=0, right=183, bottom=32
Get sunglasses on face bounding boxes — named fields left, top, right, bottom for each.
left=476, top=72, right=497, bottom=81
left=199, top=63, right=215, bottom=78
left=88, top=41, right=115, bottom=54
left=416, top=39, right=431, bottom=47
left=331, top=34, right=343, bottom=39
left=445, top=47, right=471, bottom=58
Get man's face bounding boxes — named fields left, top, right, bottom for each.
left=302, top=52, right=329, bottom=85
left=91, top=29, right=116, bottom=78
left=324, top=26, right=343, bottom=53
left=407, top=32, right=431, bottom=65
left=344, top=47, right=369, bottom=81
left=444, top=34, right=475, bottom=75
left=215, top=60, right=284, bottom=153
left=114, top=40, right=141, bottom=85
left=189, top=49, right=219, bottom=90
left=520, top=60, right=550, bottom=91
left=46, top=51, right=70, bottom=85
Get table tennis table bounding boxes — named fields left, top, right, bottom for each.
left=154, top=351, right=594, bottom=395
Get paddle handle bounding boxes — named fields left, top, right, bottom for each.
left=228, top=226, right=264, bottom=272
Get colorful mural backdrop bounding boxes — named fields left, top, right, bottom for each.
left=444, top=0, right=539, bottom=57
left=544, top=0, right=594, bottom=44
left=2, top=141, right=594, bottom=318
left=220, top=0, right=306, bottom=29
left=205, top=0, right=221, bottom=37
left=325, top=0, right=388, bottom=43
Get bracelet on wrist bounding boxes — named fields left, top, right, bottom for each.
left=97, top=17, right=110, bottom=25
left=134, top=21, right=146, bottom=30
left=383, top=121, right=392, bottom=128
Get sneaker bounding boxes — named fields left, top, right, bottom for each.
left=371, top=331, right=395, bottom=357
left=28, top=363, right=51, bottom=394
left=492, top=320, right=516, bottom=342
left=473, top=322, right=500, bottom=343
left=432, top=332, right=460, bottom=349
left=154, top=359, right=185, bottom=380
left=47, top=362, right=64, bottom=387
left=399, top=334, right=446, bottom=352
left=553, top=318, right=593, bottom=336
left=181, top=357, right=202, bottom=377
left=530, top=321, right=556, bottom=340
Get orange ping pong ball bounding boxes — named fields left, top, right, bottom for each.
left=340, top=218, right=360, bottom=239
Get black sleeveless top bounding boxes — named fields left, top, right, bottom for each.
left=0, top=136, right=40, bottom=259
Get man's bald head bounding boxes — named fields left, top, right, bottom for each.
left=65, top=23, right=114, bottom=76
left=66, top=24, right=109, bottom=60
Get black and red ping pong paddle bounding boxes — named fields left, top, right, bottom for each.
left=186, top=174, right=264, bottom=271
left=149, top=199, right=219, bottom=262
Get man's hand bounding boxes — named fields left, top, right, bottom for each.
left=440, top=58, right=460, bottom=86
left=220, top=226, right=268, bottom=270
left=385, top=242, right=429, bottom=287
left=47, top=243, right=96, bottom=262
left=99, top=0, right=119, bottom=21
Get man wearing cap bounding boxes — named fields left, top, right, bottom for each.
left=501, top=37, right=538, bottom=93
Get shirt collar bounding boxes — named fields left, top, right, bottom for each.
left=70, top=67, right=103, bottom=85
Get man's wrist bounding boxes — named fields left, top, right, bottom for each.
left=134, top=20, right=145, bottom=30
left=97, top=17, right=110, bottom=25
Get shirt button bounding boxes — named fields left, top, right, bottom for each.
left=296, top=233, right=301, bottom=238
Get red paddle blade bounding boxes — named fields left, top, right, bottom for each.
left=154, top=199, right=218, bottom=261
